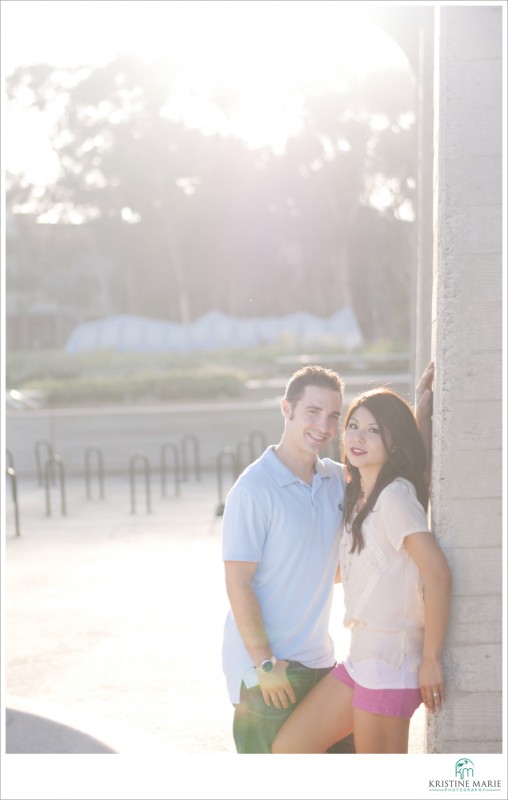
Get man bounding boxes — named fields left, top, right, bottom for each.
left=221, top=362, right=434, bottom=754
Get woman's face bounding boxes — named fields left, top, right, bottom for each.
left=343, top=404, right=389, bottom=475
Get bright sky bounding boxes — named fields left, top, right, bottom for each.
left=1, top=0, right=411, bottom=182
left=1, top=0, right=409, bottom=75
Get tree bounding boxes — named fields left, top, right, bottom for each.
left=6, top=57, right=417, bottom=345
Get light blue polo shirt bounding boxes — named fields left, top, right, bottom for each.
left=222, top=446, right=345, bottom=704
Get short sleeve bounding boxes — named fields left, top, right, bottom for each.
left=221, top=484, right=269, bottom=562
left=377, top=479, right=430, bottom=552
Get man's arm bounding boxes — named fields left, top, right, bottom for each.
left=415, top=361, right=434, bottom=484
left=224, top=560, right=296, bottom=709
left=224, top=560, right=271, bottom=665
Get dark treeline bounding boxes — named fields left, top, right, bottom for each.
left=6, top=57, right=417, bottom=348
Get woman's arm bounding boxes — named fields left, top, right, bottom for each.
left=404, top=531, right=452, bottom=713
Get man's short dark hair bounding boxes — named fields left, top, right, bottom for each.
left=284, top=365, right=345, bottom=405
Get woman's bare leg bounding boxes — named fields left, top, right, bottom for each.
left=353, top=708, right=410, bottom=754
left=272, top=673, right=354, bottom=754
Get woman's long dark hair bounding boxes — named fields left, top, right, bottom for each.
left=342, top=388, right=428, bottom=554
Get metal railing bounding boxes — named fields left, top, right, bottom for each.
left=129, top=453, right=152, bottom=514
left=215, top=429, right=269, bottom=516
left=84, top=446, right=105, bottom=500
left=35, top=439, right=54, bottom=486
left=248, top=430, right=267, bottom=461
left=160, top=443, right=181, bottom=497
left=44, top=455, right=67, bottom=516
left=181, top=433, right=201, bottom=482
left=216, top=447, right=238, bottom=516
left=6, top=466, right=21, bottom=537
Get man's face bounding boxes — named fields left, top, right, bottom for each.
left=282, top=385, right=342, bottom=457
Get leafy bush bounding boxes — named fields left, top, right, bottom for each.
left=6, top=342, right=407, bottom=407
left=20, top=368, right=246, bottom=407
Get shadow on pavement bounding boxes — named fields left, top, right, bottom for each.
left=6, top=707, right=117, bottom=754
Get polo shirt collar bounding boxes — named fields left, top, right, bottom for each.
left=264, top=446, right=330, bottom=487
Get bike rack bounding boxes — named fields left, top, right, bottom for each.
left=216, top=447, right=238, bottom=517
left=129, top=453, right=152, bottom=514
left=35, top=439, right=54, bottom=486
left=44, top=455, right=67, bottom=516
left=181, top=434, right=201, bottom=482
left=248, top=429, right=267, bottom=461
left=235, top=437, right=252, bottom=476
left=160, top=443, right=181, bottom=497
left=7, top=466, right=21, bottom=537
left=84, top=446, right=105, bottom=500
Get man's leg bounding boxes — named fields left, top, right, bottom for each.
left=326, top=732, right=356, bottom=753
left=232, top=662, right=355, bottom=754
left=233, top=681, right=294, bottom=753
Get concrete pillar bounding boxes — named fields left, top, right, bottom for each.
left=414, top=8, right=435, bottom=382
left=431, top=6, right=503, bottom=752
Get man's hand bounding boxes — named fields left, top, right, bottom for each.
left=258, top=660, right=296, bottom=709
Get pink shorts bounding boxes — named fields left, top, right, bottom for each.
left=330, top=662, right=422, bottom=719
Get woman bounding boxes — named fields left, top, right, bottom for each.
left=272, top=387, right=452, bottom=754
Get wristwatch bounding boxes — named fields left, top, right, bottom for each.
left=256, top=656, right=277, bottom=673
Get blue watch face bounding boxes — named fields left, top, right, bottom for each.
left=261, top=660, right=274, bottom=673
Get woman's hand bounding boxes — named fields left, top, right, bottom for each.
left=415, top=361, right=434, bottom=423
left=419, top=657, right=445, bottom=714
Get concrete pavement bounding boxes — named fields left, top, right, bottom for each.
left=4, top=472, right=235, bottom=755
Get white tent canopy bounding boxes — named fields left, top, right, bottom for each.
left=64, top=308, right=363, bottom=353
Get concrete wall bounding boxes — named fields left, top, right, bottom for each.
left=414, top=8, right=435, bottom=381
left=431, top=6, right=503, bottom=753
left=5, top=401, right=285, bottom=482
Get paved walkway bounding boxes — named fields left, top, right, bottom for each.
left=4, top=472, right=236, bottom=756
left=3, top=470, right=425, bottom=761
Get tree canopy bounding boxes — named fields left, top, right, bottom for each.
left=6, top=56, right=417, bottom=346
